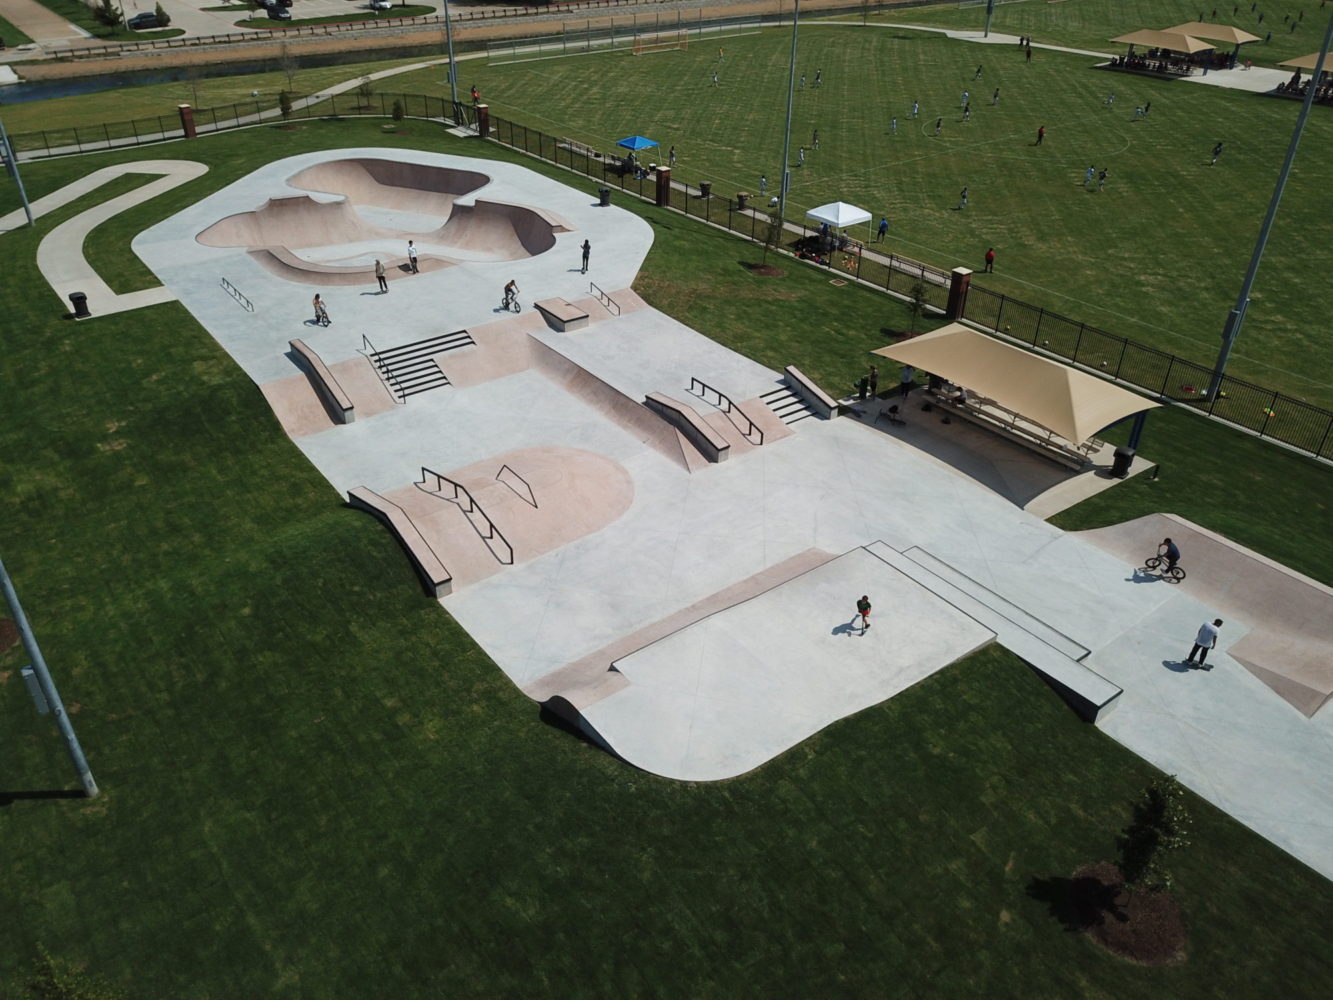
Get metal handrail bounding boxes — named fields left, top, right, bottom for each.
left=495, top=464, right=538, bottom=509
left=220, top=277, right=253, bottom=312
left=688, top=377, right=764, bottom=445
left=588, top=281, right=620, bottom=316
left=361, top=334, right=407, bottom=404
left=416, top=467, right=514, bottom=566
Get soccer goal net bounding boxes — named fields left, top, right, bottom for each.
left=632, top=31, right=689, bottom=56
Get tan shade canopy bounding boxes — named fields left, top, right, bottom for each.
left=1110, top=29, right=1214, bottom=54
left=1278, top=52, right=1333, bottom=71
left=872, top=324, right=1160, bottom=445
left=1164, top=22, right=1261, bottom=45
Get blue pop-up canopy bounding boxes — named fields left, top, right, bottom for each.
left=615, top=135, right=659, bottom=151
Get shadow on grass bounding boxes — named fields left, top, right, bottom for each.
left=538, top=703, right=610, bottom=754
left=0, top=789, right=88, bottom=806
left=1027, top=872, right=1126, bottom=932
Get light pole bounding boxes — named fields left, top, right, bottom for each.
left=442, top=0, right=459, bottom=109
left=0, top=120, right=34, bottom=227
left=1, top=558, right=98, bottom=798
left=983, top=0, right=996, bottom=38
left=778, top=0, right=800, bottom=226
left=1208, top=14, right=1333, bottom=398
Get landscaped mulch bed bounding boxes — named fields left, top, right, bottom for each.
left=1071, top=862, right=1188, bottom=966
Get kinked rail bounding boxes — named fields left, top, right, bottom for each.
left=688, top=377, right=763, bottom=445
left=416, top=467, right=515, bottom=566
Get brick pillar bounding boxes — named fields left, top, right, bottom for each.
left=178, top=104, right=197, bottom=140
left=946, top=267, right=972, bottom=321
left=475, top=103, right=490, bottom=139
left=655, top=167, right=671, bottom=208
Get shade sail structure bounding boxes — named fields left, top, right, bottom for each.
left=872, top=323, right=1160, bottom=445
left=615, top=135, right=658, bottom=151
left=1278, top=52, right=1333, bottom=71
left=1164, top=22, right=1261, bottom=45
left=1110, top=29, right=1214, bottom=54
left=806, top=202, right=872, bottom=228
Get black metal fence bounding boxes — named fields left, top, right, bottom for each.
left=10, top=88, right=1330, bottom=461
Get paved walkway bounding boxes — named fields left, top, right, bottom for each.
left=0, top=0, right=87, bottom=46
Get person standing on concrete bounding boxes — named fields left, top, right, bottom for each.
left=900, top=364, right=915, bottom=397
left=984, top=247, right=995, bottom=272
left=580, top=239, right=591, bottom=274
left=877, top=216, right=889, bottom=241
left=856, top=595, right=872, bottom=633
left=1186, top=619, right=1223, bottom=669
left=856, top=374, right=870, bottom=401
left=407, top=240, right=419, bottom=273
left=375, top=259, right=388, bottom=293
left=868, top=366, right=879, bottom=397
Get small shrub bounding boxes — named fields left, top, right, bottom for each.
left=278, top=91, right=293, bottom=120
left=154, top=2, right=171, bottom=27
left=391, top=99, right=405, bottom=122
left=357, top=77, right=374, bottom=103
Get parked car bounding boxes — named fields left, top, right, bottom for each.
left=127, top=12, right=160, bottom=29
left=369, top=0, right=392, bottom=9
left=266, top=6, right=292, bottom=19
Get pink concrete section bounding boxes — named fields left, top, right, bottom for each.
left=1077, top=513, right=1333, bottom=717
left=287, top=158, right=490, bottom=216
left=261, top=373, right=338, bottom=439
left=194, top=158, right=574, bottom=287
left=529, top=548, right=838, bottom=704
left=378, top=447, right=635, bottom=590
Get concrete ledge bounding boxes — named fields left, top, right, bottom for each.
left=644, top=392, right=730, bottom=463
left=347, top=487, right=452, bottom=598
left=534, top=297, right=590, bottom=332
left=289, top=339, right=354, bottom=425
left=783, top=365, right=837, bottom=419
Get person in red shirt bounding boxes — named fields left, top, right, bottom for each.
left=984, top=248, right=995, bottom=272
left=1036, top=125, right=1045, bottom=145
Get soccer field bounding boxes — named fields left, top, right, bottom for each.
left=393, top=19, right=1333, bottom=408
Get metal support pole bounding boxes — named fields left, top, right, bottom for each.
left=0, top=121, right=35, bottom=227
left=1208, top=13, right=1333, bottom=398
left=778, top=0, right=800, bottom=227
left=442, top=0, right=459, bottom=107
left=0, top=558, right=98, bottom=797
left=983, top=0, right=995, bottom=38
left=1127, top=411, right=1148, bottom=451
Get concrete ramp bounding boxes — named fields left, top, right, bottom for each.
left=555, top=547, right=993, bottom=782
left=288, top=157, right=489, bottom=215
left=1076, top=513, right=1333, bottom=717
left=197, top=195, right=399, bottom=248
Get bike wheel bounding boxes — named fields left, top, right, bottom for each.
left=1144, top=556, right=1162, bottom=571
left=1168, top=566, right=1187, bottom=583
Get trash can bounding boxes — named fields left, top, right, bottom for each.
left=598, top=186, right=611, bottom=207
left=736, top=191, right=749, bottom=211
left=1111, top=445, right=1135, bottom=479
left=68, top=291, right=90, bottom=319
left=699, top=181, right=712, bottom=198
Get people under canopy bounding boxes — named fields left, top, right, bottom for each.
left=871, top=323, right=1159, bottom=447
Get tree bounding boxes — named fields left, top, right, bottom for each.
left=906, top=280, right=928, bottom=335
left=1118, top=775, right=1192, bottom=893
left=761, top=211, right=784, bottom=265
left=279, top=44, right=299, bottom=93
left=391, top=99, right=405, bottom=122
left=94, top=0, right=122, bottom=28
left=357, top=76, right=374, bottom=107
left=278, top=91, right=293, bottom=120
left=154, top=2, right=171, bottom=27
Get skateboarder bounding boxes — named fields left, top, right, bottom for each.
left=580, top=239, right=591, bottom=274
left=1185, top=619, right=1223, bottom=669
left=856, top=595, right=872, bottom=632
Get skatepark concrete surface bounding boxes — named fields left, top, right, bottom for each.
left=100, top=148, right=1332, bottom=878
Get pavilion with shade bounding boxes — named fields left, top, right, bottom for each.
left=872, top=324, right=1159, bottom=466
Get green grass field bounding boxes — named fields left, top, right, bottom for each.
left=377, top=19, right=1333, bottom=409
left=1, top=116, right=1332, bottom=998
left=871, top=0, right=1326, bottom=68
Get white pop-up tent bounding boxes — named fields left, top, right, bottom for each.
left=806, top=201, right=873, bottom=247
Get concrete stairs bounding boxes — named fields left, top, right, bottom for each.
left=369, top=329, right=474, bottom=399
left=760, top=385, right=819, bottom=425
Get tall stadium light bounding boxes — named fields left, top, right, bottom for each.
left=0, top=558, right=98, bottom=798
left=0, top=121, right=34, bottom=227
left=443, top=0, right=459, bottom=108
left=1208, top=13, right=1333, bottom=398
left=984, top=0, right=996, bottom=38
left=779, top=0, right=800, bottom=226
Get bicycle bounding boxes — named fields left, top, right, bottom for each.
left=1143, top=554, right=1186, bottom=583
left=501, top=292, right=520, bottom=313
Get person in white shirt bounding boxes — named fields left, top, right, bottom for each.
left=1186, top=619, right=1223, bottom=669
